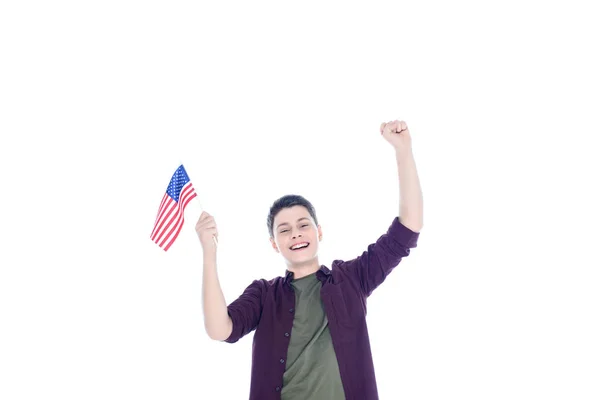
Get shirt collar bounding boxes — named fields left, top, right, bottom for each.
left=284, top=265, right=330, bottom=284
left=284, top=270, right=294, bottom=284
left=316, top=265, right=331, bottom=281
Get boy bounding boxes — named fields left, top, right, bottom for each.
left=197, top=120, right=423, bottom=399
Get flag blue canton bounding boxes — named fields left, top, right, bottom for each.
left=166, top=165, right=191, bottom=202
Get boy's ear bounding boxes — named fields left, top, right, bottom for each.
left=270, top=237, right=280, bottom=253
left=318, top=225, right=323, bottom=241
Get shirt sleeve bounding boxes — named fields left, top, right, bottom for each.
left=224, top=279, right=265, bottom=344
left=342, top=217, right=420, bottom=297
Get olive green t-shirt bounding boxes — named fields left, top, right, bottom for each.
left=281, top=272, right=345, bottom=400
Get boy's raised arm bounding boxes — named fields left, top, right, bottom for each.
left=197, top=212, right=264, bottom=343
left=196, top=212, right=233, bottom=341
left=381, top=119, right=423, bottom=233
left=343, top=120, right=423, bottom=296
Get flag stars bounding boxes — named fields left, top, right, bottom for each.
left=166, top=165, right=191, bottom=202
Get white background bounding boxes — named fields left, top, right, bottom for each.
left=1, top=1, right=599, bottom=399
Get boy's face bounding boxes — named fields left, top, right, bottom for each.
left=270, top=205, right=322, bottom=267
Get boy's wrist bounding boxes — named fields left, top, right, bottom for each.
left=202, top=245, right=217, bottom=261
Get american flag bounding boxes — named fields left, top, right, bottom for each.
left=150, top=165, right=197, bottom=251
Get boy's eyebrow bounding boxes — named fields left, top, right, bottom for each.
left=276, top=217, right=310, bottom=230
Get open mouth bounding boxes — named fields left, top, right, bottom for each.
left=289, top=242, right=310, bottom=251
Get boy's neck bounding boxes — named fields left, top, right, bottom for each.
left=287, top=259, right=320, bottom=280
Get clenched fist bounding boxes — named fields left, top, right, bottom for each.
left=195, top=211, right=218, bottom=249
left=380, top=120, right=412, bottom=154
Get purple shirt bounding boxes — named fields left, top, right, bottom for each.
left=225, top=217, right=420, bottom=399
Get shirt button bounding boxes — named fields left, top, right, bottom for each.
left=275, top=386, right=281, bottom=392
left=284, top=332, right=290, bottom=337
left=280, top=358, right=285, bottom=363
left=289, top=308, right=294, bottom=313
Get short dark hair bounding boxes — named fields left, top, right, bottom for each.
left=267, top=194, right=319, bottom=238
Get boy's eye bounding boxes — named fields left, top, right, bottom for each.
left=280, top=229, right=289, bottom=233
left=300, top=224, right=309, bottom=228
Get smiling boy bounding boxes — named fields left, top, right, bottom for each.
left=197, top=119, right=423, bottom=400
